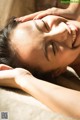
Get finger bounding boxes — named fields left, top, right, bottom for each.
left=34, top=12, right=49, bottom=19
left=34, top=9, right=52, bottom=20
left=0, top=64, right=13, bottom=71
left=16, top=11, right=41, bottom=22
left=15, top=15, right=34, bottom=22
left=21, top=14, right=37, bottom=22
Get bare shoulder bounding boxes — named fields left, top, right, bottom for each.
left=55, top=67, right=80, bottom=91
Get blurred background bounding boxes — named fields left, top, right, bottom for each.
left=0, top=0, right=36, bottom=28
left=0, top=0, right=80, bottom=28
left=0, top=0, right=69, bottom=28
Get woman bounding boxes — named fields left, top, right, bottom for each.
left=0, top=15, right=80, bottom=118
left=0, top=15, right=80, bottom=76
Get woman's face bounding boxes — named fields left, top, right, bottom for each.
left=10, top=15, right=80, bottom=72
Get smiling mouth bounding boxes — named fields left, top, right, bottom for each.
left=70, top=25, right=77, bottom=43
left=66, top=23, right=78, bottom=46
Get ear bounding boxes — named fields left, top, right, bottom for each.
left=52, top=67, right=67, bottom=78
left=0, top=64, right=13, bottom=70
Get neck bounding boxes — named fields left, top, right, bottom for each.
left=71, top=55, right=80, bottom=65
left=75, top=29, right=80, bottom=47
left=70, top=55, right=80, bottom=77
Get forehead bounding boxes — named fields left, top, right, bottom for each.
left=14, top=21, right=33, bottom=36
left=10, top=20, right=45, bottom=57
left=9, top=21, right=50, bottom=72
left=11, top=20, right=43, bottom=41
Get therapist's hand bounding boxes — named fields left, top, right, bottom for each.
left=16, top=7, right=74, bottom=22
left=16, top=11, right=42, bottom=22
left=16, top=7, right=64, bottom=22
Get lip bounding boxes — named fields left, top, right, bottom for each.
left=65, top=23, right=72, bottom=34
left=66, top=23, right=79, bottom=46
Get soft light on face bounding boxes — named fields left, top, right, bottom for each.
left=10, top=15, right=80, bottom=73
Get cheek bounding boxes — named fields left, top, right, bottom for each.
left=22, top=49, right=52, bottom=72
left=56, top=48, right=80, bottom=67
left=17, top=44, right=34, bottom=65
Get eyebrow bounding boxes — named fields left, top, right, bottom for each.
left=42, top=20, right=50, bottom=31
left=33, top=20, right=43, bottom=32
left=33, top=20, right=49, bottom=33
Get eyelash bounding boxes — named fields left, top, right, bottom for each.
left=42, top=20, right=50, bottom=31
left=50, top=41, right=56, bottom=55
left=46, top=41, right=57, bottom=56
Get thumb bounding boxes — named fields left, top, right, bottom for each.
left=34, top=11, right=50, bottom=19
left=0, top=64, right=13, bottom=71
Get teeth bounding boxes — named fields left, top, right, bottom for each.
left=71, top=30, right=76, bottom=42
left=69, top=25, right=76, bottom=43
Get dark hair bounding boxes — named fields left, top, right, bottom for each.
left=0, top=17, right=37, bottom=71
left=0, top=17, right=24, bottom=67
left=0, top=17, right=54, bottom=80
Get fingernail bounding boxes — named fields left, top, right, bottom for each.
left=33, top=18, right=37, bottom=20
left=15, top=18, right=20, bottom=21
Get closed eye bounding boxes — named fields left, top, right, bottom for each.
left=44, top=41, right=57, bottom=61
left=51, top=42, right=57, bottom=55
left=42, top=20, right=50, bottom=32
left=33, top=19, right=50, bottom=33
left=47, top=41, right=57, bottom=55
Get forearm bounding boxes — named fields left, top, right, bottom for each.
left=66, top=2, right=80, bottom=19
left=51, top=2, right=80, bottom=20
left=0, top=69, right=80, bottom=118
left=18, top=75, right=80, bottom=118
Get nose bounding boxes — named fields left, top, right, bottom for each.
left=46, top=27, right=68, bottom=42
left=45, top=22, right=72, bottom=47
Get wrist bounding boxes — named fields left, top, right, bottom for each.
left=14, top=68, right=34, bottom=89
left=63, top=8, right=77, bottom=19
left=50, top=7, right=58, bottom=15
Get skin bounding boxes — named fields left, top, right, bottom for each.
left=0, top=16, right=80, bottom=118
left=11, top=15, right=80, bottom=74
left=16, top=1, right=80, bottom=21
left=0, top=67, right=80, bottom=118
